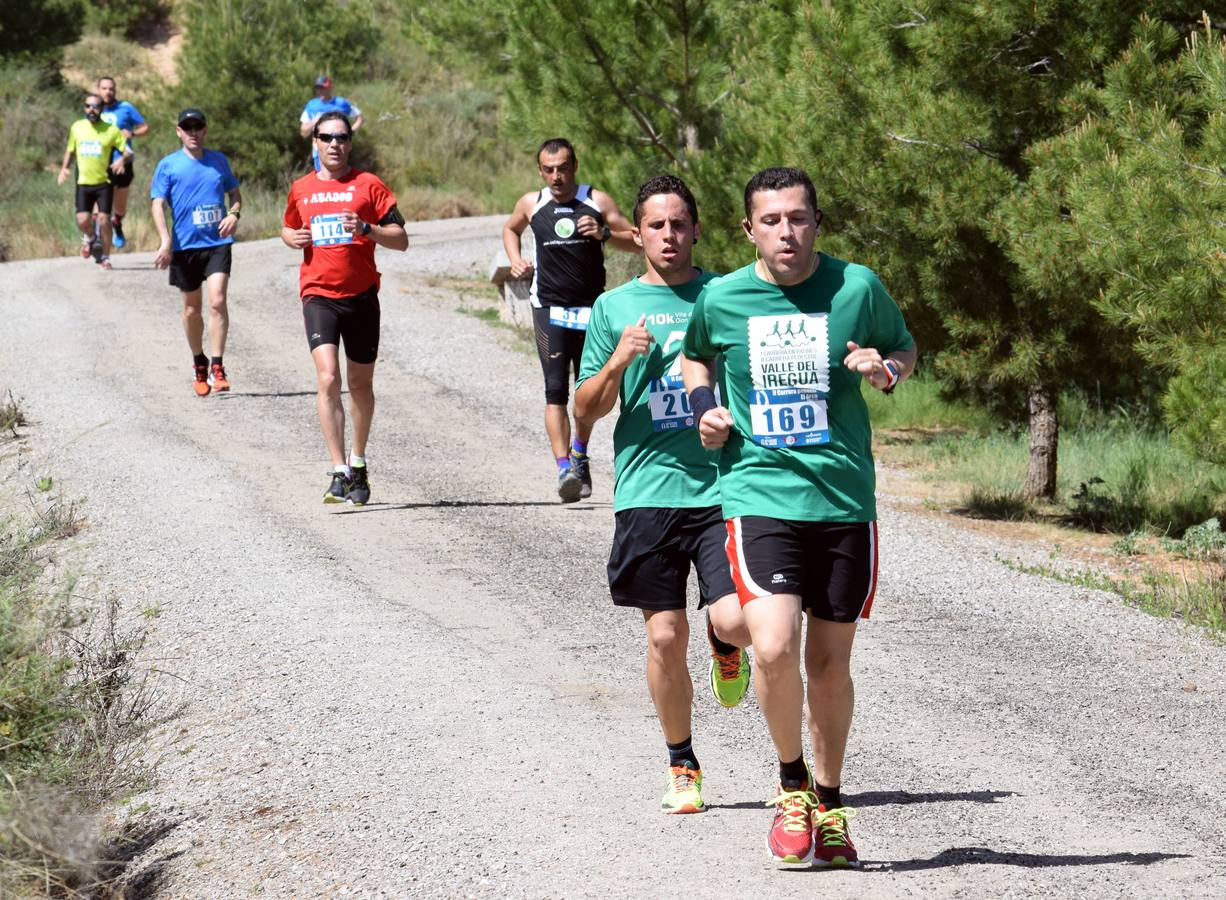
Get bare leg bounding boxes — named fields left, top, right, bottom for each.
left=643, top=609, right=692, bottom=744
left=311, top=344, right=346, bottom=467
left=743, top=594, right=805, bottom=763
left=181, top=288, right=205, bottom=356
left=707, top=593, right=752, bottom=648
left=204, top=272, right=230, bottom=358
left=114, top=185, right=129, bottom=218
left=75, top=211, right=93, bottom=237
left=572, top=413, right=594, bottom=448
left=804, top=617, right=858, bottom=790
left=346, top=359, right=376, bottom=459
left=97, top=213, right=113, bottom=257
left=544, top=403, right=571, bottom=459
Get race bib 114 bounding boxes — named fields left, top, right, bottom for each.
left=310, top=214, right=353, bottom=247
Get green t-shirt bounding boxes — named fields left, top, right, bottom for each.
left=577, top=269, right=721, bottom=512
left=66, top=119, right=126, bottom=186
left=682, top=255, right=913, bottom=523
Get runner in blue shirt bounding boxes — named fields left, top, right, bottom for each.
left=98, top=76, right=148, bottom=248
left=150, top=108, right=243, bottom=398
left=299, top=75, right=364, bottom=172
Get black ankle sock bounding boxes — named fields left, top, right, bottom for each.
left=708, top=621, right=738, bottom=656
left=816, top=782, right=843, bottom=809
left=779, top=755, right=809, bottom=789
left=667, top=737, right=699, bottom=771
left=210, top=356, right=222, bottom=368
left=193, top=353, right=208, bottom=367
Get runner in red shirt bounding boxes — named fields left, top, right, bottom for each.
left=282, top=111, right=408, bottom=505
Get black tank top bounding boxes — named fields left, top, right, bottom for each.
left=528, top=184, right=606, bottom=308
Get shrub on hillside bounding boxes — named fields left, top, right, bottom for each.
left=173, top=0, right=380, bottom=185
left=84, top=0, right=167, bottom=40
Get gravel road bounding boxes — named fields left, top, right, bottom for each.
left=1, top=215, right=1223, bottom=897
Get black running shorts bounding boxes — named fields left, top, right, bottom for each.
left=532, top=305, right=587, bottom=405
left=169, top=244, right=232, bottom=293
left=608, top=506, right=737, bottom=611
left=724, top=517, right=878, bottom=622
left=107, top=157, right=135, bottom=188
left=302, top=287, right=380, bottom=364
left=75, top=183, right=113, bottom=215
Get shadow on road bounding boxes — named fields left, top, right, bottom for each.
left=332, top=499, right=564, bottom=513
left=849, top=789, right=1016, bottom=807
left=217, top=391, right=321, bottom=399
left=868, top=847, right=1190, bottom=872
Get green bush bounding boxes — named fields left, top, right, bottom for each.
left=83, top=0, right=166, bottom=39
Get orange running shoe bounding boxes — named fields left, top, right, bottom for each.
left=193, top=363, right=211, bottom=397
left=812, top=804, right=859, bottom=868
left=98, top=256, right=113, bottom=271
left=210, top=363, right=230, bottom=392
left=766, top=783, right=817, bottom=866
left=660, top=764, right=705, bottom=814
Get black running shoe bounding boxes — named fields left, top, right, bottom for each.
left=347, top=465, right=370, bottom=506
left=570, top=452, right=592, bottom=499
left=557, top=467, right=582, bottom=503
left=323, top=470, right=351, bottom=504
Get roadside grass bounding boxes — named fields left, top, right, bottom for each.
left=1, top=401, right=172, bottom=895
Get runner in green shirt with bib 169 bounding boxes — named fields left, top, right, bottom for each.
left=575, top=174, right=752, bottom=817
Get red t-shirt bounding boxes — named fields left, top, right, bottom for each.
left=283, top=169, right=398, bottom=299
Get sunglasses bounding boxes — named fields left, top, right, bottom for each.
left=84, top=103, right=101, bottom=110
left=316, top=132, right=351, bottom=144
left=180, top=122, right=205, bottom=132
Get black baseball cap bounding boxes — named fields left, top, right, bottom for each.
left=177, top=108, right=207, bottom=127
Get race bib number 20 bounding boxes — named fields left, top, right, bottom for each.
left=310, top=214, right=353, bottom=247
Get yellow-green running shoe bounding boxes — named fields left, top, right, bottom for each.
left=661, top=764, right=706, bottom=814
left=707, top=618, right=751, bottom=708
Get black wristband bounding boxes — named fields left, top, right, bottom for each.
left=689, top=386, right=717, bottom=424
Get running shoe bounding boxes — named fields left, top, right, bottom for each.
left=347, top=465, right=370, bottom=506
left=112, top=214, right=125, bottom=248
left=812, top=805, right=859, bottom=868
left=80, top=236, right=92, bottom=259
left=210, top=363, right=230, bottom=392
left=193, top=363, right=210, bottom=397
left=660, top=764, right=705, bottom=814
left=557, top=466, right=582, bottom=503
left=98, top=256, right=113, bottom=271
left=570, top=451, right=592, bottom=499
left=767, top=782, right=817, bottom=866
left=323, top=471, right=351, bottom=504
left=707, top=617, right=750, bottom=708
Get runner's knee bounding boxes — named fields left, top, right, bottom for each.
left=645, top=613, right=689, bottom=664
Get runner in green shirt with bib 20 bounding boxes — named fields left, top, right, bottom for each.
left=575, top=175, right=752, bottom=816
left=681, top=167, right=916, bottom=868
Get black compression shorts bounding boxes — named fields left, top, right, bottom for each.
left=608, top=506, right=737, bottom=611
left=75, top=183, right=113, bottom=215
left=107, top=157, right=135, bottom=188
left=302, top=286, right=380, bottom=364
left=725, top=517, right=879, bottom=622
left=169, top=244, right=232, bottom=292
left=532, top=304, right=587, bottom=405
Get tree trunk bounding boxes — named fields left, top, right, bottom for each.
left=1021, top=383, right=1058, bottom=500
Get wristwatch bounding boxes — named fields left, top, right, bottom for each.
left=360, top=221, right=372, bottom=236
left=600, top=224, right=611, bottom=243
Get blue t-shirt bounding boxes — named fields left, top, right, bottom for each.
left=150, top=149, right=240, bottom=251
left=100, top=100, right=145, bottom=161
left=300, top=96, right=361, bottom=171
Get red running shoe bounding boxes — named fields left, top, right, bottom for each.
left=210, top=363, right=230, bottom=392
left=766, top=783, right=817, bottom=866
left=193, top=363, right=211, bottom=397
left=812, top=804, right=860, bottom=868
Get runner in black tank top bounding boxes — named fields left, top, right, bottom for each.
left=502, top=137, right=637, bottom=503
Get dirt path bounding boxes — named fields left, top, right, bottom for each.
left=1, top=217, right=1223, bottom=897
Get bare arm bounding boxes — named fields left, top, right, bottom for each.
left=150, top=198, right=172, bottom=268
left=589, top=190, right=640, bottom=253
left=282, top=224, right=311, bottom=249
left=502, top=193, right=534, bottom=278
left=843, top=341, right=918, bottom=391
left=351, top=114, right=365, bottom=131
left=130, top=123, right=149, bottom=138
left=681, top=355, right=734, bottom=449
left=218, top=187, right=243, bottom=239
left=574, top=314, right=654, bottom=425
left=58, top=149, right=74, bottom=185
left=370, top=222, right=408, bottom=251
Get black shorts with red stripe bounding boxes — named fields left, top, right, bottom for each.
left=724, top=517, right=878, bottom=623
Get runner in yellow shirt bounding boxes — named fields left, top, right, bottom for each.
left=58, top=93, right=130, bottom=271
